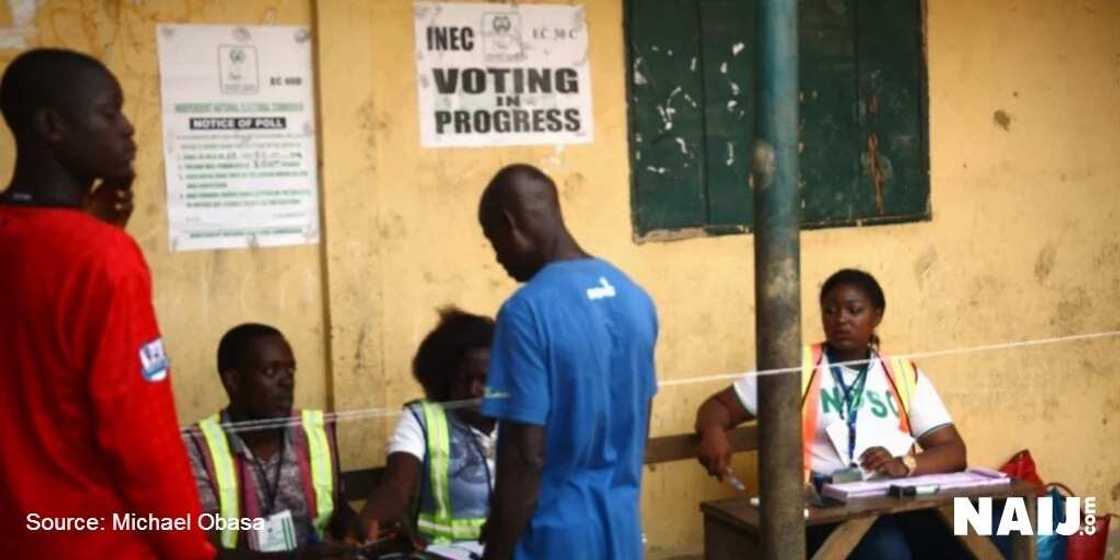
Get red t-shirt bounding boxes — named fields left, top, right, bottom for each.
left=0, top=206, right=215, bottom=560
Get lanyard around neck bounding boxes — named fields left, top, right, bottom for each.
left=826, top=347, right=873, bottom=465
left=0, top=189, right=82, bottom=208
left=249, top=433, right=287, bottom=515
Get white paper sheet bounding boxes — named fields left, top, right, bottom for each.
left=822, top=468, right=1011, bottom=502
left=427, top=541, right=484, bottom=560
left=414, top=2, right=594, bottom=147
left=157, top=24, right=320, bottom=251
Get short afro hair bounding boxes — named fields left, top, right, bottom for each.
left=412, top=307, right=495, bottom=402
left=819, top=268, right=886, bottom=312
left=0, top=48, right=110, bottom=136
left=217, top=323, right=284, bottom=374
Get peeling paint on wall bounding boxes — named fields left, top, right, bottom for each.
left=0, top=0, right=40, bottom=49
left=632, top=56, right=647, bottom=85
left=993, top=109, right=1012, bottom=131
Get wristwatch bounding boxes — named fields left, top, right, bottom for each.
left=900, top=454, right=918, bottom=477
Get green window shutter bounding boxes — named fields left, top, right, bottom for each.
left=798, top=0, right=862, bottom=227
left=853, top=0, right=929, bottom=224
left=627, top=0, right=707, bottom=234
left=700, top=0, right=756, bottom=229
left=627, top=0, right=929, bottom=238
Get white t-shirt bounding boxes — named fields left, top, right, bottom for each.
left=732, top=353, right=952, bottom=475
left=387, top=407, right=497, bottom=482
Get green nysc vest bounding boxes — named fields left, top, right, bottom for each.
left=196, top=409, right=334, bottom=549
left=414, top=400, right=489, bottom=544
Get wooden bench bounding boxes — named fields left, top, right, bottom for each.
left=341, top=425, right=760, bottom=501
left=644, top=425, right=759, bottom=466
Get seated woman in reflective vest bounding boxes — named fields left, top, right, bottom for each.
left=185, top=323, right=356, bottom=555
left=694, top=269, right=969, bottom=559
left=358, top=308, right=495, bottom=546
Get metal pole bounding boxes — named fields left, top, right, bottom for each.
left=753, top=0, right=804, bottom=558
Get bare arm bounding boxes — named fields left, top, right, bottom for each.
left=911, top=425, right=967, bottom=475
left=482, top=421, right=547, bottom=560
left=694, top=387, right=753, bottom=479
left=356, top=452, right=421, bottom=541
left=861, top=424, right=967, bottom=478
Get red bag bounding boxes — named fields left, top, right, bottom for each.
left=1067, top=513, right=1115, bottom=560
left=999, top=449, right=1045, bottom=490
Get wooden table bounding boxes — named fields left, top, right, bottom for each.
left=701, top=479, right=1037, bottom=560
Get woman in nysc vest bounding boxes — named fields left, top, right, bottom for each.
left=694, top=269, right=970, bottom=559
left=358, top=308, right=496, bottom=547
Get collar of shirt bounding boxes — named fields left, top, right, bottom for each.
left=219, top=409, right=296, bottom=463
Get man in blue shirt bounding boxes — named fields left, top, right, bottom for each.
left=477, top=164, right=658, bottom=560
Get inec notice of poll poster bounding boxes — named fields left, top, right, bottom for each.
left=414, top=2, right=593, bottom=148
left=156, top=24, right=319, bottom=252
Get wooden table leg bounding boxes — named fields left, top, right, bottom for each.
left=811, top=516, right=878, bottom=560
left=704, top=516, right=760, bottom=560
left=935, top=505, right=1005, bottom=560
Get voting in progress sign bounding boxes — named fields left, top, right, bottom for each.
left=414, top=2, right=593, bottom=147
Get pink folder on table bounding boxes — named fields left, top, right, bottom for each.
left=822, top=468, right=1011, bottom=502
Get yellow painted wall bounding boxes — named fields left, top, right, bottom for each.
left=316, top=0, right=1120, bottom=548
left=2, top=0, right=1118, bottom=551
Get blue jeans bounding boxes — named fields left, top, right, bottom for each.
left=807, top=510, right=970, bottom=559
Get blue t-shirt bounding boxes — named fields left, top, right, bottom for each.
left=481, top=258, right=658, bottom=560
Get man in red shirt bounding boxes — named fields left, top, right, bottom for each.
left=0, top=48, right=217, bottom=560
left=0, top=46, right=361, bottom=560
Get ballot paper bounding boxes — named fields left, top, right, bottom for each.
left=426, top=541, right=484, bottom=560
left=825, top=417, right=915, bottom=479
left=822, top=468, right=1011, bottom=502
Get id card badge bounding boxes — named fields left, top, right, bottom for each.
left=822, top=419, right=863, bottom=481
left=824, top=420, right=851, bottom=462
left=253, top=509, right=297, bottom=552
left=831, top=466, right=864, bottom=483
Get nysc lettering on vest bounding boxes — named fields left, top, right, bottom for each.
left=953, top=496, right=1098, bottom=536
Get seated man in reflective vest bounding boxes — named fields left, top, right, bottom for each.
left=185, top=323, right=356, bottom=553
left=358, top=308, right=496, bottom=546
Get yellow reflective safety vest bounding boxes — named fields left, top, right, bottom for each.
left=414, top=400, right=488, bottom=544
left=194, top=409, right=335, bottom=549
left=799, top=343, right=918, bottom=482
